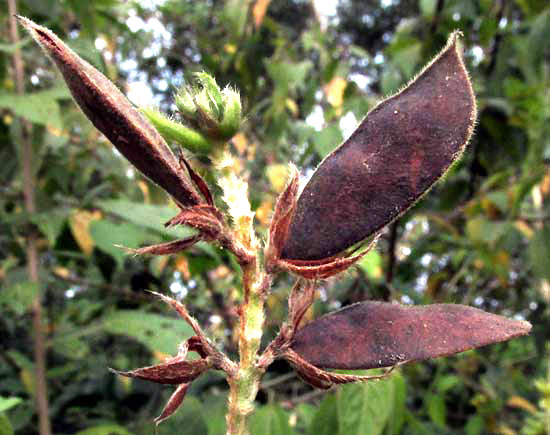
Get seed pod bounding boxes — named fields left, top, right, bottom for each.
left=290, top=301, right=531, bottom=370
left=282, top=32, right=476, bottom=261
left=18, top=16, right=202, bottom=206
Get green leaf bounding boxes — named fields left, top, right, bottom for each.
left=0, top=281, right=38, bottom=316
left=358, top=250, right=383, bottom=281
left=0, top=413, right=13, bottom=435
left=436, top=375, right=461, bottom=393
left=336, top=379, right=395, bottom=435
left=0, top=38, right=30, bottom=54
left=465, top=414, right=484, bottom=435
left=313, top=124, right=343, bottom=158
left=426, top=393, right=446, bottom=428
left=528, top=227, right=550, bottom=280
left=385, top=373, right=406, bottom=435
left=0, top=398, right=22, bottom=414
left=157, top=396, right=208, bottom=434
left=307, top=394, right=338, bottom=435
left=31, top=209, right=69, bottom=246
left=103, top=310, right=194, bottom=355
left=202, top=394, right=227, bottom=435
left=90, top=220, right=153, bottom=267
left=96, top=199, right=195, bottom=239
left=74, top=424, right=132, bottom=435
left=249, top=404, right=294, bottom=435
left=466, top=217, right=511, bottom=245
left=266, top=60, right=313, bottom=91
left=0, top=91, right=62, bottom=130
left=420, top=0, right=437, bottom=17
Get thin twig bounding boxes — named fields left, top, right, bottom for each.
left=7, top=5, right=52, bottom=435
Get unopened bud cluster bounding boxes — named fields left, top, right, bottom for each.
left=143, top=72, right=242, bottom=155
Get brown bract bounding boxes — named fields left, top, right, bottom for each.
left=290, top=301, right=532, bottom=370
left=282, top=31, right=477, bottom=261
left=17, top=16, right=203, bottom=207
left=110, top=357, right=211, bottom=385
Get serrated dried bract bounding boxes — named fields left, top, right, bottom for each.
left=165, top=205, right=224, bottom=239
left=282, top=31, right=477, bottom=261
left=110, top=357, right=211, bottom=385
left=17, top=16, right=203, bottom=207
left=278, top=235, right=379, bottom=279
left=283, top=348, right=395, bottom=390
left=265, top=164, right=299, bottom=270
left=154, top=383, right=190, bottom=425
left=125, top=235, right=201, bottom=256
left=290, top=302, right=532, bottom=370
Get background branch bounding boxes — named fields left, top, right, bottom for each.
left=7, top=3, right=51, bottom=435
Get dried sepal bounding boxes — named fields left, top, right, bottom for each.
left=120, top=235, right=201, bottom=256
left=179, top=155, right=214, bottom=206
left=17, top=16, right=203, bottom=207
left=283, top=349, right=395, bottom=390
left=278, top=235, right=379, bottom=280
left=288, top=280, right=316, bottom=332
left=147, top=291, right=204, bottom=339
left=282, top=31, right=477, bottom=261
left=154, top=383, right=190, bottom=425
left=290, top=301, right=532, bottom=370
left=110, top=357, right=211, bottom=385
left=265, top=164, right=300, bottom=271
left=165, top=205, right=224, bottom=239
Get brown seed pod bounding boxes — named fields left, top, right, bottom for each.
left=290, top=301, right=531, bottom=370
left=282, top=31, right=476, bottom=261
left=18, top=16, right=202, bottom=207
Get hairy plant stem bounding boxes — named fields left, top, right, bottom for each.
left=226, top=259, right=269, bottom=435
left=8, top=4, right=51, bottom=435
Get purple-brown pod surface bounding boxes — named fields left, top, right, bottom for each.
left=290, top=301, right=531, bottom=370
left=281, top=32, right=476, bottom=261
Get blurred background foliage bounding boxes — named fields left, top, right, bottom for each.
left=1, top=0, right=549, bottom=434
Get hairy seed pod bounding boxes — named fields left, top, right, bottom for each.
left=282, top=32, right=476, bottom=261
left=18, top=16, right=202, bottom=206
left=291, top=301, right=531, bottom=370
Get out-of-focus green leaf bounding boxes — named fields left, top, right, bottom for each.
left=426, top=393, right=446, bottom=428
left=90, top=219, right=153, bottom=266
left=103, top=310, right=194, bottom=355
left=465, top=414, right=484, bottom=435
left=466, top=217, right=512, bottom=245
left=336, top=378, right=395, bottom=435
left=307, top=393, right=338, bottom=435
left=157, top=396, right=208, bottom=434
left=0, top=413, right=13, bottom=435
left=386, top=373, right=406, bottom=435
left=249, top=404, right=294, bottom=435
left=0, top=398, right=22, bottom=414
left=30, top=209, right=69, bottom=246
left=266, top=60, right=313, bottom=91
left=96, top=199, right=195, bottom=239
left=528, top=227, right=550, bottom=280
left=74, top=424, right=132, bottom=435
left=312, top=124, right=342, bottom=158
left=358, top=250, right=383, bottom=281
left=202, top=394, right=227, bottom=435
left=419, top=0, right=437, bottom=17
left=0, top=91, right=62, bottom=130
left=0, top=281, right=38, bottom=316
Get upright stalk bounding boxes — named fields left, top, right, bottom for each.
left=226, top=260, right=268, bottom=434
left=7, top=4, right=52, bottom=435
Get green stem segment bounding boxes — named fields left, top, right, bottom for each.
left=226, top=261, right=268, bottom=435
